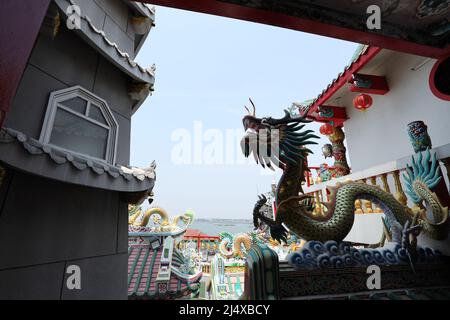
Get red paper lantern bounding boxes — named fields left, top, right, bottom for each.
left=353, top=93, right=373, bottom=111
left=319, top=123, right=334, bottom=135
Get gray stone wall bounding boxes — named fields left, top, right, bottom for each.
left=0, top=0, right=149, bottom=299
left=73, top=0, right=140, bottom=58
left=0, top=170, right=128, bottom=299
left=6, top=24, right=132, bottom=166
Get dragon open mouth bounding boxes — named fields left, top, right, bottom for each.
left=240, top=99, right=318, bottom=170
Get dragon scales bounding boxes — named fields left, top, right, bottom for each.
left=240, top=99, right=449, bottom=244
left=218, top=232, right=253, bottom=259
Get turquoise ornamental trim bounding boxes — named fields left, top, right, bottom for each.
left=128, top=247, right=142, bottom=286
left=243, top=244, right=280, bottom=300
left=144, top=249, right=159, bottom=294
left=133, top=249, right=151, bottom=294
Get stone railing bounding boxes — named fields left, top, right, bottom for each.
left=305, top=166, right=342, bottom=187
left=303, top=143, right=450, bottom=217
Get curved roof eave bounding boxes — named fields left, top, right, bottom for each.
left=126, top=0, right=156, bottom=19
left=123, top=1, right=156, bottom=55
left=0, top=128, right=155, bottom=193
left=55, top=0, right=155, bottom=85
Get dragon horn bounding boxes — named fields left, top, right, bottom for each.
left=249, top=98, right=256, bottom=116
left=244, top=105, right=251, bottom=115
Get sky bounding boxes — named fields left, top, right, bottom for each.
left=131, top=6, right=358, bottom=219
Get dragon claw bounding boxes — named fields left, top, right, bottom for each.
left=269, top=223, right=289, bottom=244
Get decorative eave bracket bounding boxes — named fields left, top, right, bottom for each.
left=311, top=105, right=348, bottom=127
left=348, top=73, right=390, bottom=95
left=130, top=16, right=154, bottom=35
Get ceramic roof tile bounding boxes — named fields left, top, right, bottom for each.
left=127, top=244, right=201, bottom=300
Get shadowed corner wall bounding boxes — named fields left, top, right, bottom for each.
left=0, top=0, right=142, bottom=299
left=0, top=169, right=129, bottom=299
left=0, top=0, right=51, bottom=126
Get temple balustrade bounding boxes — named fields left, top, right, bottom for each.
left=303, top=143, right=450, bottom=218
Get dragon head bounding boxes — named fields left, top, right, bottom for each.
left=240, top=98, right=319, bottom=170
left=182, top=210, right=195, bottom=224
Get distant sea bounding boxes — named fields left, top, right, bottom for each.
left=190, top=219, right=254, bottom=236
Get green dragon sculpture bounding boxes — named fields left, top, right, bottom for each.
left=129, top=206, right=194, bottom=232
left=218, top=232, right=253, bottom=259
left=241, top=100, right=449, bottom=244
left=218, top=230, right=270, bottom=259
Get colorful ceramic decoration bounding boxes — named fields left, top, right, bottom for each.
left=322, top=143, right=333, bottom=158
left=407, top=120, right=432, bottom=153
left=240, top=107, right=448, bottom=245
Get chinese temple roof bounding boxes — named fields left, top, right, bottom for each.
left=128, top=243, right=202, bottom=300
left=128, top=209, right=202, bottom=299
left=296, top=45, right=382, bottom=118
left=0, top=128, right=155, bottom=194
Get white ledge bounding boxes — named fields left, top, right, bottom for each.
left=305, top=143, right=450, bottom=194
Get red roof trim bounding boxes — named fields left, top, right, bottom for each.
left=305, top=46, right=382, bottom=117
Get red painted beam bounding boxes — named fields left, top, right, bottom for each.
left=308, top=117, right=346, bottom=128
left=313, top=105, right=348, bottom=125
left=349, top=73, right=390, bottom=95
left=323, top=106, right=348, bottom=121
left=135, top=0, right=449, bottom=59
left=0, top=0, right=51, bottom=127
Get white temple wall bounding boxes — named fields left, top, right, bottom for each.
left=341, top=52, right=450, bottom=172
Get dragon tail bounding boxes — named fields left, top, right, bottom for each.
left=402, top=149, right=449, bottom=240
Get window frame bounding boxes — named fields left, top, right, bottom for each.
left=39, top=86, right=119, bottom=164
left=429, top=56, right=450, bottom=102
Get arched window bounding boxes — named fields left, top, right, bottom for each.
left=40, top=86, right=119, bottom=164
left=429, top=56, right=450, bottom=101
